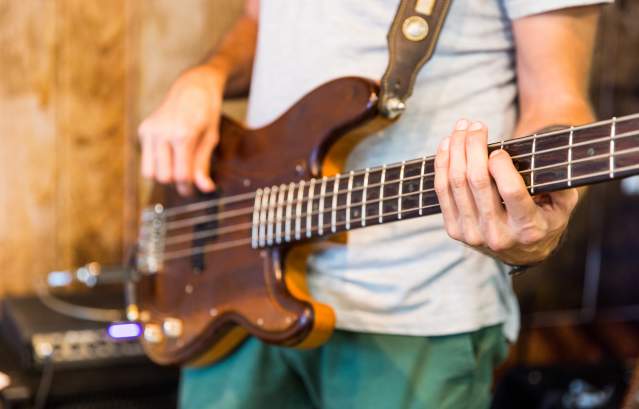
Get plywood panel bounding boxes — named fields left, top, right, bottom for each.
left=0, top=0, right=245, bottom=296
left=0, top=0, right=57, bottom=295
left=53, top=0, right=129, bottom=271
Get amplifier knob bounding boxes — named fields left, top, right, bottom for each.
left=163, top=318, right=183, bottom=338
left=143, top=324, right=163, bottom=343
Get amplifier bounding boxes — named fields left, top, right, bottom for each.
left=0, top=293, right=178, bottom=409
left=0, top=293, right=145, bottom=369
left=31, top=329, right=143, bottom=367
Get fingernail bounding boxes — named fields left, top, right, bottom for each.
left=195, top=173, right=216, bottom=192
left=490, top=149, right=502, bottom=158
left=440, top=137, right=450, bottom=151
left=469, top=121, right=483, bottom=131
left=455, top=119, right=469, bottom=131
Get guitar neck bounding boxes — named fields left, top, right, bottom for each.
left=251, top=113, right=639, bottom=248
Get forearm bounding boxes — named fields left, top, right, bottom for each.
left=203, top=2, right=258, bottom=97
left=513, top=6, right=602, bottom=204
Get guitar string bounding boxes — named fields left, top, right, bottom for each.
left=158, top=144, right=639, bottom=247
left=161, top=130, right=639, bottom=232
left=160, top=143, right=639, bottom=245
left=156, top=159, right=639, bottom=262
left=159, top=113, right=639, bottom=218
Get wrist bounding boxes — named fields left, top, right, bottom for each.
left=174, top=64, right=227, bottom=98
left=495, top=228, right=567, bottom=268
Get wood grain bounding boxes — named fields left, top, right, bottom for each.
left=0, top=0, right=244, bottom=295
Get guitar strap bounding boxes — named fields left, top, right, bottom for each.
left=379, top=0, right=453, bottom=118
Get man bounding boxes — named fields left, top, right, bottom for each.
left=138, top=0, right=610, bottom=407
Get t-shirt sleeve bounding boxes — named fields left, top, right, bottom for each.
left=504, top=0, right=614, bottom=20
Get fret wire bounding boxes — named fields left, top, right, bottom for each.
left=331, top=174, right=340, bottom=233
left=263, top=129, right=639, bottom=214
left=318, top=176, right=328, bottom=235
left=398, top=161, right=405, bottom=220
left=295, top=181, right=305, bottom=240
left=530, top=134, right=537, bottom=194
left=533, top=162, right=639, bottom=190
left=192, top=149, right=639, bottom=254
left=513, top=138, right=639, bottom=177
left=419, top=157, right=426, bottom=216
left=188, top=127, right=639, bottom=238
left=610, top=117, right=617, bottom=179
left=497, top=112, right=639, bottom=150
left=278, top=144, right=639, bottom=224
left=362, top=168, right=369, bottom=227
left=285, top=182, right=295, bottom=242
left=510, top=129, right=636, bottom=161
left=274, top=185, right=286, bottom=244
left=258, top=187, right=270, bottom=247
left=292, top=161, right=639, bottom=240
left=346, top=171, right=354, bottom=230
left=568, top=126, right=574, bottom=187
left=379, top=165, right=386, bottom=224
left=163, top=113, right=639, bottom=221
left=248, top=127, right=639, bottom=236
left=251, top=189, right=263, bottom=248
left=266, top=186, right=278, bottom=245
left=306, top=179, right=316, bottom=238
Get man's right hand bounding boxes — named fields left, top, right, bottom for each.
left=138, top=65, right=226, bottom=196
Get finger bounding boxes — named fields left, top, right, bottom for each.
left=488, top=149, right=538, bottom=225
left=465, top=122, right=506, bottom=228
left=539, top=189, right=578, bottom=230
left=170, top=126, right=196, bottom=182
left=434, top=137, right=462, bottom=240
left=154, top=140, right=173, bottom=184
left=176, top=181, right=194, bottom=197
left=193, top=124, right=219, bottom=192
left=449, top=119, right=483, bottom=245
left=140, top=133, right=155, bottom=179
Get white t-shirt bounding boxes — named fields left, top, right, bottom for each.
left=247, top=0, right=611, bottom=341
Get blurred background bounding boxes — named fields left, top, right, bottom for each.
left=0, top=0, right=637, bottom=408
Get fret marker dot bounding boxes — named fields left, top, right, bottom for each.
left=587, top=148, right=595, bottom=156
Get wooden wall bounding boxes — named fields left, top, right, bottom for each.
left=0, top=0, right=243, bottom=295
left=0, top=1, right=636, bottom=297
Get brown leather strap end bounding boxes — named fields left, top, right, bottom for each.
left=379, top=0, right=452, bottom=118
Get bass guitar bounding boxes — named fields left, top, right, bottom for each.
left=129, top=77, right=639, bottom=366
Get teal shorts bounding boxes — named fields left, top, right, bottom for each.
left=180, top=325, right=508, bottom=409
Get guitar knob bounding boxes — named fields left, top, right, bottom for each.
left=162, top=318, right=183, bottom=338
left=143, top=323, right=163, bottom=344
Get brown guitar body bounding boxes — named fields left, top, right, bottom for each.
left=136, top=77, right=381, bottom=366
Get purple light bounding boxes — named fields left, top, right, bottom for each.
left=108, top=322, right=142, bottom=339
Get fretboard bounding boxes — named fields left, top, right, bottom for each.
left=251, top=113, right=639, bottom=248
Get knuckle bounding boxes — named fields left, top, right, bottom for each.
left=464, top=231, right=484, bottom=247
left=502, top=186, right=527, bottom=202
left=171, top=126, right=191, bottom=143
left=486, top=234, right=512, bottom=252
left=450, top=172, right=467, bottom=190
left=468, top=172, right=491, bottom=190
left=445, top=224, right=463, bottom=242
left=138, top=121, right=153, bottom=139
left=435, top=153, right=448, bottom=169
left=434, top=178, right=448, bottom=195
left=517, top=226, right=545, bottom=246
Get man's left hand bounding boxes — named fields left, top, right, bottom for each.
left=434, top=119, right=579, bottom=265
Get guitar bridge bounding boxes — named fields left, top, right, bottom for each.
left=137, top=204, right=167, bottom=274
